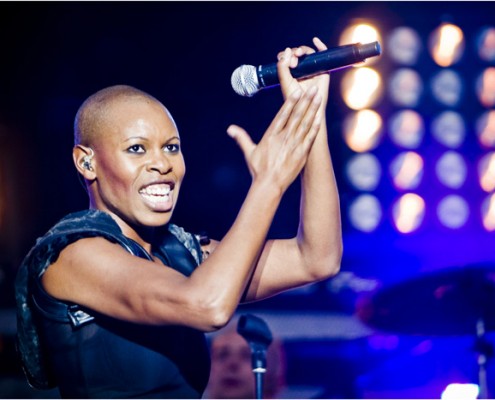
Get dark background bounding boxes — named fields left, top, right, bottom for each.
left=1, top=1, right=495, bottom=398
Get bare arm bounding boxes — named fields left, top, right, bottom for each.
left=242, top=39, right=343, bottom=301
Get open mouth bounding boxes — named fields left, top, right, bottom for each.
left=139, top=183, right=174, bottom=210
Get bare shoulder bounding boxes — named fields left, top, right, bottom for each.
left=41, top=237, right=139, bottom=298
left=40, top=236, right=183, bottom=323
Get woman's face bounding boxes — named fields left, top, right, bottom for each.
left=89, top=98, right=185, bottom=235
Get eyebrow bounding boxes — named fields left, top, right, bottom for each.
left=123, top=135, right=181, bottom=143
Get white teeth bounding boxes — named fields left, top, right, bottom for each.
left=139, top=184, right=171, bottom=196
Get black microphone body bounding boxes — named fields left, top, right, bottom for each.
left=231, top=41, right=381, bottom=97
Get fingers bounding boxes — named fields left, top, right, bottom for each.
left=267, top=83, right=322, bottom=145
left=277, top=38, right=328, bottom=98
left=284, top=85, right=322, bottom=144
left=277, top=48, right=297, bottom=98
left=276, top=45, right=315, bottom=95
left=312, top=36, right=328, bottom=51
left=266, top=88, right=303, bottom=135
left=227, top=124, right=256, bottom=157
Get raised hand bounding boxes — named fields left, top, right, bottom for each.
left=277, top=37, right=330, bottom=109
left=227, top=84, right=322, bottom=193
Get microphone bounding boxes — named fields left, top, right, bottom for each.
left=231, top=41, right=382, bottom=97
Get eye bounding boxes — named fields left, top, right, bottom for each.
left=164, top=143, right=180, bottom=153
left=127, top=144, right=145, bottom=154
left=212, top=349, right=230, bottom=362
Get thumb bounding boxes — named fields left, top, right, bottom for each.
left=277, top=47, right=298, bottom=98
left=227, top=124, right=256, bottom=156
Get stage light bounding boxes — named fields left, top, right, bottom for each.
left=476, top=67, right=495, bottom=108
left=389, top=110, right=424, bottom=149
left=435, top=151, right=467, bottom=189
left=345, top=153, right=382, bottom=191
left=430, top=69, right=463, bottom=107
left=389, top=151, right=424, bottom=190
left=441, top=383, right=479, bottom=399
left=437, top=194, right=469, bottom=229
left=341, top=67, right=383, bottom=110
left=429, top=23, right=465, bottom=67
left=343, top=109, right=383, bottom=152
left=348, top=194, right=382, bottom=232
left=388, top=68, right=423, bottom=107
left=481, top=192, right=495, bottom=231
left=392, top=193, right=425, bottom=233
left=339, top=21, right=381, bottom=59
left=341, top=19, right=492, bottom=237
left=478, top=152, right=495, bottom=192
left=476, top=26, right=495, bottom=62
left=475, top=110, right=495, bottom=148
left=386, top=26, right=422, bottom=66
left=431, top=111, right=466, bottom=149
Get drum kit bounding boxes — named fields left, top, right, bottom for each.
left=357, top=264, right=495, bottom=399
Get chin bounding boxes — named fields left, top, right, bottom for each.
left=126, top=208, right=172, bottom=229
left=142, top=213, right=173, bottom=227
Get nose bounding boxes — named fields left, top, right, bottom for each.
left=225, top=354, right=245, bottom=371
left=147, top=150, right=173, bottom=175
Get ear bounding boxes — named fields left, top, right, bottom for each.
left=73, top=145, right=96, bottom=180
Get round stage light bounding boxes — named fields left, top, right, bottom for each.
left=389, top=110, right=425, bottom=149
left=478, top=152, right=495, bottom=192
left=429, top=23, right=465, bottom=67
left=389, top=151, right=424, bottom=190
left=476, top=26, right=495, bottom=62
left=346, top=153, right=382, bottom=191
left=476, top=67, right=495, bottom=108
left=481, top=192, right=495, bottom=231
left=386, top=26, right=422, bottom=66
left=388, top=68, right=423, bottom=107
left=343, top=110, right=383, bottom=152
left=392, top=193, right=425, bottom=233
left=348, top=194, right=382, bottom=232
left=341, top=67, right=383, bottom=110
left=435, top=151, right=467, bottom=189
left=431, top=111, right=466, bottom=148
left=437, top=194, right=469, bottom=229
left=475, top=110, right=495, bottom=148
left=430, top=69, right=463, bottom=107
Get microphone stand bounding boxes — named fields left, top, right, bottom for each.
left=237, top=314, right=273, bottom=400
left=251, top=343, right=268, bottom=400
left=475, top=318, right=493, bottom=399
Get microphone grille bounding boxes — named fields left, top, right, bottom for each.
left=231, top=65, right=259, bottom=97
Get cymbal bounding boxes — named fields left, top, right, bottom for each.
left=357, top=265, right=495, bottom=336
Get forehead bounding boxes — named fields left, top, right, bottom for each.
left=212, top=333, right=249, bottom=351
left=97, top=96, right=178, bottom=142
left=108, top=96, right=173, bottom=123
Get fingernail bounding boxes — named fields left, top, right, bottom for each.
left=226, top=126, right=236, bottom=138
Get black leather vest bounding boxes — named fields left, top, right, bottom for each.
left=16, top=210, right=210, bottom=398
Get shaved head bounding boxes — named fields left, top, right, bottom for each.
left=74, top=85, right=166, bottom=146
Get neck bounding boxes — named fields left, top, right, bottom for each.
left=121, top=224, right=158, bottom=254
left=90, top=206, right=163, bottom=254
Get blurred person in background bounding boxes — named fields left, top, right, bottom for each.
left=204, top=319, right=286, bottom=399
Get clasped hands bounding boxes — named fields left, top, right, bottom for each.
left=227, top=37, right=330, bottom=192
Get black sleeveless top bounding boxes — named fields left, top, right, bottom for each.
left=15, top=210, right=210, bottom=398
